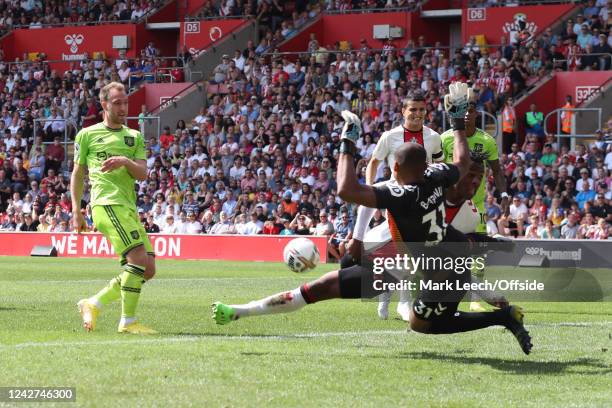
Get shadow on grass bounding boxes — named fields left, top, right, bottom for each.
left=0, top=306, right=48, bottom=313
left=0, top=306, right=38, bottom=312
left=399, top=351, right=612, bottom=375
left=240, top=351, right=270, bottom=356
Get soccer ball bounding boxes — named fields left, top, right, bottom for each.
left=283, top=237, right=320, bottom=273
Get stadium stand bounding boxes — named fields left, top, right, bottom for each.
left=0, top=0, right=167, bottom=36
left=0, top=0, right=610, bottom=246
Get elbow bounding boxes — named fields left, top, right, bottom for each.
left=337, top=186, right=349, bottom=201
left=454, top=157, right=471, bottom=175
left=338, top=183, right=356, bottom=203
left=339, top=185, right=363, bottom=204
left=454, top=155, right=470, bottom=169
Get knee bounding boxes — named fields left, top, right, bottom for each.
left=408, top=312, right=431, bottom=333
left=307, top=270, right=340, bottom=301
left=144, top=256, right=156, bottom=280
left=409, top=320, right=430, bottom=333
left=317, top=270, right=339, bottom=288
left=126, top=247, right=148, bottom=270
left=144, top=266, right=156, bottom=280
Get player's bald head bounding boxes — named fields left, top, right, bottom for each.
left=395, top=143, right=426, bottom=170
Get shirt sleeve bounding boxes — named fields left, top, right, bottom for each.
left=353, top=205, right=376, bottom=241
left=430, top=131, right=444, bottom=162
left=135, top=131, right=146, bottom=160
left=74, top=129, right=88, bottom=166
left=373, top=182, right=415, bottom=211
left=425, top=163, right=461, bottom=188
left=353, top=179, right=389, bottom=240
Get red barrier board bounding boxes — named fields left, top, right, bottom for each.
left=3, top=25, right=139, bottom=68
left=322, top=12, right=412, bottom=50
left=180, top=19, right=248, bottom=57
left=462, top=4, right=575, bottom=44
left=2, top=24, right=178, bottom=72
left=554, top=72, right=610, bottom=106
left=0, top=233, right=328, bottom=263
left=127, top=86, right=146, bottom=119
left=281, top=12, right=420, bottom=55
left=515, top=71, right=610, bottom=139
left=279, top=18, right=324, bottom=55
left=143, top=82, right=195, bottom=112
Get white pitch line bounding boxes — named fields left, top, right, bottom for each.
left=0, top=330, right=405, bottom=349
left=530, top=322, right=612, bottom=327
left=1, top=323, right=610, bottom=350
left=3, top=277, right=296, bottom=284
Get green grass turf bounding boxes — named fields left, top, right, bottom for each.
left=1, top=256, right=611, bottom=407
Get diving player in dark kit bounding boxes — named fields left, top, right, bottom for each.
left=212, top=83, right=532, bottom=355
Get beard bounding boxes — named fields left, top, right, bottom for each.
left=106, top=111, right=125, bottom=127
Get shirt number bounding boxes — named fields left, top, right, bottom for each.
left=422, top=203, right=446, bottom=245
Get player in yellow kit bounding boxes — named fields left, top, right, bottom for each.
left=71, top=82, right=157, bottom=334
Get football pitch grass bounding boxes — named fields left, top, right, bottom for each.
left=1, top=257, right=611, bottom=407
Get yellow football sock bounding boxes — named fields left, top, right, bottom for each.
left=91, top=275, right=121, bottom=307
left=120, top=264, right=145, bottom=318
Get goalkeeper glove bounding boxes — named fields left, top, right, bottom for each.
left=340, top=110, right=362, bottom=143
left=444, top=82, right=475, bottom=130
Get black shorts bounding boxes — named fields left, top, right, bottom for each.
left=338, top=264, right=399, bottom=299
left=412, top=268, right=471, bottom=321
left=412, top=299, right=460, bottom=321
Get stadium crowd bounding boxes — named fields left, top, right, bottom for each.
left=0, top=39, right=182, bottom=136
left=0, top=0, right=611, bottom=252
left=0, top=0, right=166, bottom=35
left=193, top=0, right=423, bottom=20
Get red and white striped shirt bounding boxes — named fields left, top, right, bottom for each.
left=496, top=74, right=511, bottom=95
left=476, top=74, right=493, bottom=89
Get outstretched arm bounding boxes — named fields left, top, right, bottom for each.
left=337, top=145, right=378, bottom=208
left=336, top=111, right=378, bottom=208
left=444, top=82, right=474, bottom=179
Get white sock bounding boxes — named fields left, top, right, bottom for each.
left=378, top=290, right=391, bottom=304
left=119, top=317, right=136, bottom=326
left=398, top=288, right=411, bottom=304
left=230, top=288, right=307, bottom=318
